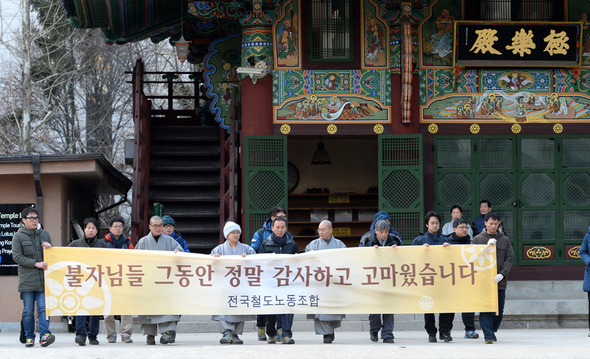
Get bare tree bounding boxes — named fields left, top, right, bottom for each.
left=1, top=0, right=197, bottom=226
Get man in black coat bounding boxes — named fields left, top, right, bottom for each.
left=361, top=220, right=401, bottom=343
left=448, top=219, right=480, bottom=340
left=259, top=217, right=299, bottom=344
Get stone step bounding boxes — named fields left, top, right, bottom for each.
left=1, top=281, right=586, bottom=333
left=2, top=305, right=586, bottom=334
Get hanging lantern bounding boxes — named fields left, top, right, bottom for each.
left=175, top=35, right=190, bottom=64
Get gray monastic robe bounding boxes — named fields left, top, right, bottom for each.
left=136, top=232, right=183, bottom=325
left=210, top=241, right=257, bottom=323
left=305, top=236, right=347, bottom=322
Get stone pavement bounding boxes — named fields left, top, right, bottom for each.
left=0, top=328, right=588, bottom=359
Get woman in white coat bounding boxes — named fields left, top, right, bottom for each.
left=210, top=221, right=256, bottom=344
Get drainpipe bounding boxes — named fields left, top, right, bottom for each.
left=32, top=154, right=44, bottom=221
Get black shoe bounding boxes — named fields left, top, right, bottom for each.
left=75, top=334, right=87, bottom=346
left=323, top=334, right=334, bottom=344
left=89, top=336, right=99, bottom=345
left=428, top=335, right=437, bottom=343
left=19, top=321, right=26, bottom=344
left=440, top=333, right=453, bottom=342
left=160, top=330, right=176, bottom=344
left=383, top=338, right=394, bottom=343
left=370, top=331, right=378, bottom=342
left=146, top=335, right=156, bottom=345
left=40, top=333, right=55, bottom=347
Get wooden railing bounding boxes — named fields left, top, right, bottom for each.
left=219, top=88, right=239, bottom=244
left=131, top=59, right=152, bottom=243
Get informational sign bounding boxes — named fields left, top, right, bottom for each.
left=455, top=22, right=581, bottom=67
left=44, top=246, right=499, bottom=316
left=0, top=204, right=35, bottom=275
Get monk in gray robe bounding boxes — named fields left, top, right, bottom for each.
left=211, top=221, right=256, bottom=344
left=305, top=220, right=346, bottom=343
left=135, top=215, right=182, bottom=345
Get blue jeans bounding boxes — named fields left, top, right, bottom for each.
left=21, top=291, right=50, bottom=340
left=480, top=289, right=506, bottom=340
left=75, top=316, right=100, bottom=338
left=277, top=314, right=294, bottom=338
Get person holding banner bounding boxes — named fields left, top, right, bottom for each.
left=68, top=217, right=108, bottom=346
left=580, top=224, right=590, bottom=337
left=251, top=206, right=292, bottom=342
left=135, top=215, right=183, bottom=345
left=448, top=218, right=479, bottom=340
left=472, top=212, right=514, bottom=344
left=11, top=207, right=55, bottom=348
left=103, top=216, right=134, bottom=344
left=305, top=220, right=347, bottom=344
left=259, top=217, right=299, bottom=344
left=412, top=211, right=454, bottom=343
left=361, top=219, right=402, bottom=344
left=210, top=221, right=256, bottom=344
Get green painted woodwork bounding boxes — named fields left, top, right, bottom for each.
left=378, top=135, right=424, bottom=244
left=243, top=136, right=288, bottom=243
left=434, top=135, right=590, bottom=265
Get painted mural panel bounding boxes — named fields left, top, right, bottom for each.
left=421, top=69, right=590, bottom=123
left=273, top=69, right=391, bottom=123
left=420, top=0, right=459, bottom=68
left=362, top=0, right=389, bottom=69
left=273, top=0, right=301, bottom=69
left=203, top=34, right=241, bottom=131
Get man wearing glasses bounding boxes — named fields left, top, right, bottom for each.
left=448, top=218, right=480, bottom=340
left=11, top=207, right=55, bottom=348
left=104, top=217, right=134, bottom=344
left=135, top=216, right=183, bottom=345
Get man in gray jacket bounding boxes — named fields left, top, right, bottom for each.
left=471, top=211, right=514, bottom=344
left=11, top=207, right=55, bottom=348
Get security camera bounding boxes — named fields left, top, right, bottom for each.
left=236, top=63, right=268, bottom=84
left=236, top=67, right=266, bottom=75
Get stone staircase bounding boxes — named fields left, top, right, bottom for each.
left=149, top=125, right=222, bottom=253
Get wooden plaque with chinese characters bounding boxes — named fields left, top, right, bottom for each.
left=454, top=22, right=581, bottom=67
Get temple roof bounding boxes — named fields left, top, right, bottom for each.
left=62, top=0, right=279, bottom=63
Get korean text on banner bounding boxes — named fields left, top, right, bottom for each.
left=44, top=245, right=498, bottom=316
